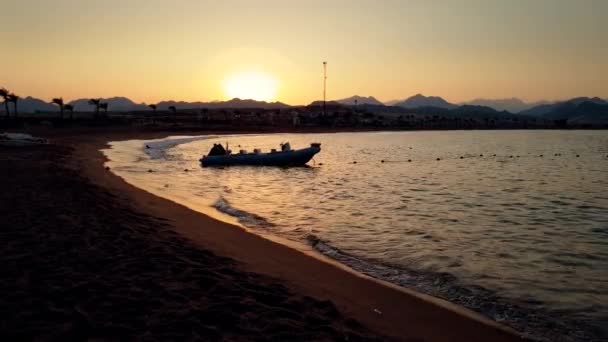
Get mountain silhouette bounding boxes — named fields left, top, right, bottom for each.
left=68, top=97, right=149, bottom=112
left=393, top=94, right=457, bottom=109
left=520, top=97, right=607, bottom=117
left=155, top=98, right=290, bottom=110
left=461, top=98, right=549, bottom=113
left=521, top=100, right=608, bottom=123
left=0, top=96, right=55, bottom=113
left=336, top=95, right=384, bottom=106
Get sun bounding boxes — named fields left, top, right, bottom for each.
left=222, top=71, right=278, bottom=102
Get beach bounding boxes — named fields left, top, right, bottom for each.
left=0, top=128, right=525, bottom=341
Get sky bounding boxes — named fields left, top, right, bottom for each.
left=1, top=0, right=606, bottom=105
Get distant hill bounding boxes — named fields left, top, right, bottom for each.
left=336, top=95, right=384, bottom=106
left=62, top=97, right=290, bottom=111
left=68, top=97, right=149, bottom=112
left=0, top=96, right=56, bottom=113
left=155, top=98, right=290, bottom=110
left=461, top=98, right=549, bottom=113
left=520, top=97, right=607, bottom=117
left=307, top=100, right=343, bottom=107
left=393, top=94, right=457, bottom=109
left=537, top=101, right=608, bottom=123
left=450, top=105, right=517, bottom=119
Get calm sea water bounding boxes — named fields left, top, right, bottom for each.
left=104, top=131, right=608, bottom=341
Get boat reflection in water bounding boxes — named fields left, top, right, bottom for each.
left=200, top=142, right=321, bottom=167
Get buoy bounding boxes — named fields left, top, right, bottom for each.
left=493, top=154, right=496, bottom=157
left=184, top=169, right=189, bottom=172
left=148, top=169, right=153, bottom=172
left=509, top=156, right=513, bottom=158
left=381, top=160, right=385, bottom=163
left=353, top=161, right=357, bottom=164
left=407, top=159, right=412, bottom=162
left=436, top=158, right=441, bottom=161
left=460, top=156, right=464, bottom=159
left=105, top=166, right=110, bottom=171
left=576, top=155, right=580, bottom=158
left=539, top=154, right=543, bottom=157
left=480, top=154, right=483, bottom=157
left=318, top=162, right=324, bottom=166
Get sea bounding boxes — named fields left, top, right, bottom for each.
left=104, top=130, right=608, bottom=341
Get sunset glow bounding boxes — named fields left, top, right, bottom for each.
left=223, top=72, right=278, bottom=102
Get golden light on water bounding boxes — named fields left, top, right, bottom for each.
left=222, top=71, right=279, bottom=101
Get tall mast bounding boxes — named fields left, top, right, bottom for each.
left=323, top=61, right=327, bottom=117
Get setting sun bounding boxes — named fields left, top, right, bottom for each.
left=222, top=71, right=278, bottom=102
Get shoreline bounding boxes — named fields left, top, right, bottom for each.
left=77, top=130, right=524, bottom=341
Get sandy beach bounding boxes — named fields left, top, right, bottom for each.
left=0, top=128, right=527, bottom=341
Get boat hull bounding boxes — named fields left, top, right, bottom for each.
left=201, top=146, right=321, bottom=167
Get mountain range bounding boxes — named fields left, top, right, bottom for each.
left=459, top=98, right=550, bottom=113
left=518, top=97, right=608, bottom=123
left=2, top=94, right=606, bottom=123
left=392, top=94, right=457, bottom=109
left=519, top=97, right=607, bottom=116
left=0, top=97, right=290, bottom=113
left=336, top=95, right=384, bottom=106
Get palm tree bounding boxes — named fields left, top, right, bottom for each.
left=7, top=93, right=19, bottom=117
left=51, top=97, right=65, bottom=119
left=64, top=104, right=74, bottom=120
left=0, top=87, right=10, bottom=117
left=100, top=102, right=108, bottom=115
left=88, top=98, right=101, bottom=117
left=148, top=104, right=157, bottom=112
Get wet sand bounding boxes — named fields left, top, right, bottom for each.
left=0, top=128, right=528, bottom=341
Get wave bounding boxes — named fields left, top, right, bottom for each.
left=144, top=136, right=216, bottom=160
left=306, top=234, right=602, bottom=342
left=212, top=196, right=275, bottom=228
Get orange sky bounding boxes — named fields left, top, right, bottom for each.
left=1, top=0, right=606, bottom=105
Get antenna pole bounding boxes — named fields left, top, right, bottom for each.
left=323, top=61, right=327, bottom=117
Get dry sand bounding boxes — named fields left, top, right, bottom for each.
left=0, top=128, right=529, bottom=341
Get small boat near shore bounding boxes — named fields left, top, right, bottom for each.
left=200, top=142, right=321, bottom=167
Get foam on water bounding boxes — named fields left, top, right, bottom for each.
left=213, top=196, right=275, bottom=228
left=144, top=136, right=215, bottom=160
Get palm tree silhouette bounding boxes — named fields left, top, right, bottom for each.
left=64, top=104, right=74, bottom=120
left=148, top=104, right=157, bottom=112
left=0, top=88, right=10, bottom=117
left=100, top=102, right=108, bottom=115
left=168, top=106, right=176, bottom=119
left=88, top=98, right=101, bottom=117
left=52, top=97, right=65, bottom=119
left=7, top=93, right=19, bottom=117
